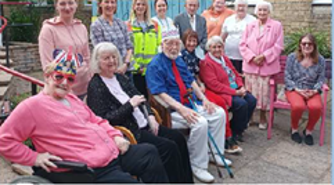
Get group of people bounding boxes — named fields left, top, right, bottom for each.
left=0, top=0, right=326, bottom=183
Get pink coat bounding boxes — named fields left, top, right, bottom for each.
left=239, top=18, right=284, bottom=76
left=200, top=54, right=243, bottom=107
left=39, top=17, right=91, bottom=95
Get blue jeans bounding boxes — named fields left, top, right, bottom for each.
left=229, top=92, right=257, bottom=135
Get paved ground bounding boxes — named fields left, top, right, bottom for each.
left=0, top=88, right=332, bottom=183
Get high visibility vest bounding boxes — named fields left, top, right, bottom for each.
left=127, top=20, right=161, bottom=75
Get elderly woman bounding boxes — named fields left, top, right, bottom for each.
left=0, top=49, right=168, bottom=183
left=201, top=0, right=234, bottom=38
left=86, top=42, right=193, bottom=183
left=181, top=29, right=242, bottom=153
left=200, top=36, right=257, bottom=143
left=221, top=0, right=256, bottom=73
left=90, top=0, right=133, bottom=75
left=285, top=33, right=326, bottom=145
left=127, top=0, right=161, bottom=98
left=239, top=1, right=284, bottom=129
left=39, top=0, right=90, bottom=100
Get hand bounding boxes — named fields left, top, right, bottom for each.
left=305, top=89, right=318, bottom=98
left=296, top=89, right=310, bottom=99
left=203, top=99, right=216, bottom=114
left=129, top=95, right=146, bottom=108
left=148, top=115, right=159, bottom=136
left=114, top=136, right=130, bottom=155
left=116, top=64, right=128, bottom=74
left=238, top=87, right=247, bottom=97
left=34, top=152, right=62, bottom=173
left=178, top=106, right=200, bottom=124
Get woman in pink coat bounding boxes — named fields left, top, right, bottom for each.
left=239, top=1, right=284, bottom=129
left=39, top=0, right=90, bottom=100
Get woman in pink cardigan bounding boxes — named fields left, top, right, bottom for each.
left=239, top=1, right=284, bottom=129
left=39, top=0, right=90, bottom=99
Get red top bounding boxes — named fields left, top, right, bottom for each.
left=200, top=53, right=243, bottom=106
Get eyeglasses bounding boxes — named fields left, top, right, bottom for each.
left=165, top=40, right=181, bottom=47
left=51, top=71, right=76, bottom=85
left=301, top=42, right=313, bottom=47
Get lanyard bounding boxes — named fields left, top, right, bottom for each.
left=157, top=17, right=170, bottom=31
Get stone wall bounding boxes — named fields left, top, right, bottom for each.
left=0, top=42, right=41, bottom=73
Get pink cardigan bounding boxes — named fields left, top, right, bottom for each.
left=38, top=17, right=91, bottom=95
left=0, top=92, right=122, bottom=169
left=200, top=54, right=243, bottom=106
left=239, top=18, right=284, bottom=76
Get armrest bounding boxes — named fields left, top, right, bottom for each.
left=153, top=95, right=169, bottom=108
left=114, top=126, right=137, bottom=144
left=52, top=160, right=93, bottom=173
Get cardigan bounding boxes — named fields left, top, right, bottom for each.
left=87, top=74, right=153, bottom=139
left=200, top=53, right=244, bottom=106
left=0, top=92, right=122, bottom=169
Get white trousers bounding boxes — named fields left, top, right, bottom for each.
left=171, top=106, right=226, bottom=169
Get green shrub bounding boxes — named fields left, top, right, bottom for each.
left=284, top=28, right=332, bottom=59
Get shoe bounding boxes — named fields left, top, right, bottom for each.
left=209, top=154, right=232, bottom=167
left=291, top=132, right=302, bottom=144
left=303, top=130, right=314, bottom=146
left=192, top=166, right=215, bottom=183
left=225, top=138, right=243, bottom=154
left=258, top=123, right=267, bottom=130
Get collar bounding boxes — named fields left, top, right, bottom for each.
left=187, top=13, right=196, bottom=19
left=208, top=53, right=225, bottom=65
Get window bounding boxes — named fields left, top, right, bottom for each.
left=312, top=0, right=332, bottom=5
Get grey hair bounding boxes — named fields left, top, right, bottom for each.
left=205, top=36, right=224, bottom=51
left=254, top=1, right=273, bottom=14
left=90, top=42, right=123, bottom=74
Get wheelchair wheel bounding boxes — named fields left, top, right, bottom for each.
left=10, top=175, right=51, bottom=184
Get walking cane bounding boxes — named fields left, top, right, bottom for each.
left=184, top=91, right=234, bottom=179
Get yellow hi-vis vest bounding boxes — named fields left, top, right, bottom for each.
left=127, top=20, right=161, bottom=75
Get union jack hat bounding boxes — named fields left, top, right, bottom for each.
left=52, top=47, right=83, bottom=75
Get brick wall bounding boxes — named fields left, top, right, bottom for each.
left=0, top=42, right=42, bottom=73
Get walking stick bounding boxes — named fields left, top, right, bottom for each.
left=184, top=91, right=234, bottom=179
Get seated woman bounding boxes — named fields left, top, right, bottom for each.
left=181, top=29, right=242, bottom=154
left=0, top=48, right=168, bottom=183
left=86, top=42, right=193, bottom=183
left=200, top=36, right=257, bottom=142
left=285, top=33, right=326, bottom=146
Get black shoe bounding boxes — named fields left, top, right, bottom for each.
left=303, top=130, right=314, bottom=146
left=291, top=132, right=302, bottom=144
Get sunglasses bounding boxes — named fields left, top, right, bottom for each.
left=301, top=42, right=313, bottom=47
left=51, top=71, right=76, bottom=85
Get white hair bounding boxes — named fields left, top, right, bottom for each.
left=90, top=42, right=123, bottom=74
left=205, top=36, right=224, bottom=51
left=234, top=0, right=248, bottom=6
left=254, top=1, right=273, bottom=14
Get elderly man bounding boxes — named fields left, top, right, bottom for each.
left=146, top=27, right=231, bottom=183
left=0, top=48, right=168, bottom=183
left=174, top=0, right=207, bottom=56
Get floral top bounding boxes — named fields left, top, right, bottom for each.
left=285, top=53, right=326, bottom=91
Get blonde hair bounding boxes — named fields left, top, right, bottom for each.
left=90, top=42, right=123, bottom=74
left=129, top=0, right=153, bottom=25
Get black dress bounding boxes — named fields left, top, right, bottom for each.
left=87, top=73, right=193, bottom=183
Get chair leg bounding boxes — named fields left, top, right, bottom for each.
left=319, top=88, right=328, bottom=146
left=208, top=142, right=222, bottom=179
left=268, top=107, right=274, bottom=140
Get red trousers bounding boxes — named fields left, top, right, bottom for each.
left=205, top=89, right=232, bottom=138
left=285, top=91, right=323, bottom=131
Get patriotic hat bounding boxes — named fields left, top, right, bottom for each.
left=52, top=47, right=83, bottom=75
left=161, top=26, right=180, bottom=42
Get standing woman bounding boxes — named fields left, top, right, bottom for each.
left=127, top=0, right=161, bottom=98
left=152, top=0, right=174, bottom=34
left=39, top=0, right=90, bottom=100
left=90, top=0, right=133, bottom=75
left=239, top=1, right=284, bottom=129
left=201, top=0, right=234, bottom=38
left=285, top=34, right=326, bottom=145
left=221, top=0, right=256, bottom=73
